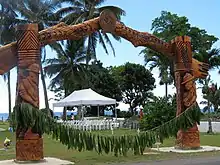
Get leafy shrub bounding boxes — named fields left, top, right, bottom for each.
left=40, top=108, right=54, bottom=117
left=140, top=95, right=176, bottom=130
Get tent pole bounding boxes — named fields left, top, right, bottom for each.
left=97, top=105, right=100, bottom=117
left=115, top=104, right=117, bottom=119
left=81, top=105, right=84, bottom=120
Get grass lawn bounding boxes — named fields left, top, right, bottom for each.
left=0, top=123, right=220, bottom=165
left=0, top=121, right=9, bottom=130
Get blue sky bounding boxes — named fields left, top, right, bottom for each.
left=0, top=0, right=220, bottom=113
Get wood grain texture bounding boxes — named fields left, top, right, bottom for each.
left=15, top=24, right=43, bottom=161
left=39, top=18, right=100, bottom=45
left=175, top=72, right=183, bottom=116
left=173, top=36, right=201, bottom=149
left=16, top=24, right=40, bottom=108
left=0, top=42, right=17, bottom=74
left=114, top=22, right=173, bottom=56
left=183, top=73, right=197, bottom=107
left=16, top=138, right=43, bottom=161
left=176, top=126, right=200, bottom=149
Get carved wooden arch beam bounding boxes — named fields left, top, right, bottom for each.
left=98, top=10, right=208, bottom=80
left=0, top=11, right=174, bottom=75
left=0, top=10, right=208, bottom=79
left=99, top=10, right=174, bottom=57
left=0, top=17, right=101, bottom=75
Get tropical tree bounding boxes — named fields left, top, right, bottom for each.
left=141, top=11, right=219, bottom=96
left=200, top=76, right=220, bottom=134
left=200, top=76, right=213, bottom=133
left=202, top=82, right=220, bottom=113
left=110, top=62, right=156, bottom=115
left=87, top=60, right=122, bottom=100
left=194, top=48, right=220, bottom=73
left=54, top=0, right=126, bottom=62
left=140, top=49, right=173, bottom=98
left=0, top=0, right=18, bottom=120
left=82, top=61, right=122, bottom=117
left=44, top=39, right=88, bottom=120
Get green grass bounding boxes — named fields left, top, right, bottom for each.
left=0, top=121, right=9, bottom=130
left=1, top=122, right=220, bottom=165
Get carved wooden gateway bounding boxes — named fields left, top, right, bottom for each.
left=0, top=10, right=209, bottom=161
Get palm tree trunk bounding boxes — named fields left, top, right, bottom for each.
left=207, top=101, right=213, bottom=134
left=7, top=71, right=12, bottom=125
left=207, top=117, right=213, bottom=134
left=40, top=61, right=50, bottom=110
left=130, top=105, right=134, bottom=116
left=165, top=82, right=168, bottom=98
left=62, top=88, right=68, bottom=120
left=214, top=105, right=218, bottom=113
left=62, top=107, right=67, bottom=121
left=77, top=106, right=82, bottom=120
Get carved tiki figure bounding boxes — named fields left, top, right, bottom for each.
left=15, top=24, right=43, bottom=161
left=172, top=36, right=203, bottom=149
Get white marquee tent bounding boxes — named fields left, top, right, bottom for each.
left=53, top=88, right=116, bottom=107
left=53, top=88, right=117, bottom=118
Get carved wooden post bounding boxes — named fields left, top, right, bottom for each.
left=15, top=24, right=43, bottom=161
left=172, top=36, right=200, bottom=149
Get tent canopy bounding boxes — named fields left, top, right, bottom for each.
left=53, top=88, right=116, bottom=107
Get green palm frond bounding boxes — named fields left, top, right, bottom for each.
left=111, top=33, right=121, bottom=41
left=94, top=0, right=107, bottom=6
left=52, top=0, right=84, bottom=7
left=55, top=6, right=82, bottom=18
left=73, top=11, right=88, bottom=24
left=102, top=32, right=115, bottom=56
left=209, top=56, right=220, bottom=69
left=48, top=42, right=67, bottom=58
left=98, top=31, right=108, bottom=54
left=55, top=1, right=125, bottom=60
left=85, top=33, right=98, bottom=63
left=44, top=63, right=68, bottom=78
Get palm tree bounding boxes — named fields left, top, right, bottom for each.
left=200, top=76, right=220, bottom=134
left=0, top=0, right=18, bottom=122
left=194, top=48, right=220, bottom=73
left=2, top=72, right=11, bottom=119
left=54, top=0, right=126, bottom=62
left=140, top=49, right=173, bottom=98
left=200, top=76, right=213, bottom=134
left=14, top=0, right=61, bottom=111
left=44, top=39, right=89, bottom=120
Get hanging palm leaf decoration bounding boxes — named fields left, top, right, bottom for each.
left=11, top=102, right=200, bottom=156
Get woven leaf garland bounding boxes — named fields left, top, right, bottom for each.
left=11, top=102, right=201, bottom=156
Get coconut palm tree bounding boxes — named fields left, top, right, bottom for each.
left=200, top=76, right=220, bottom=134
left=200, top=76, right=213, bottom=134
left=0, top=0, right=18, bottom=121
left=44, top=39, right=89, bottom=120
left=194, top=48, right=220, bottom=73
left=54, top=0, right=126, bottom=62
left=140, top=48, right=173, bottom=98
